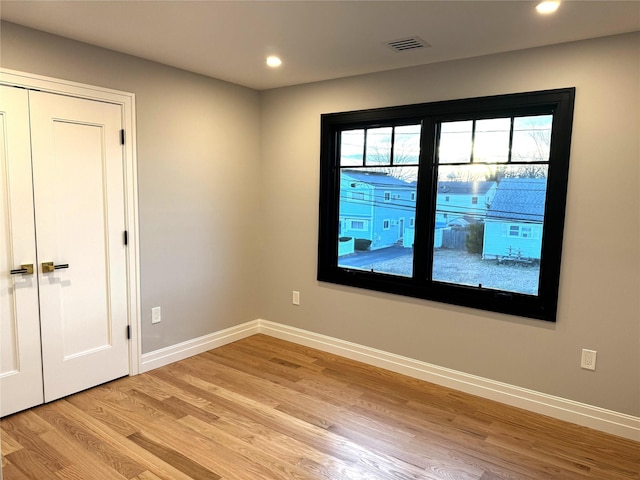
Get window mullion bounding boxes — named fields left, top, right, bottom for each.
left=390, top=126, right=396, bottom=165
left=508, top=116, right=515, bottom=163
left=470, top=120, right=476, bottom=163
left=362, top=128, right=368, bottom=165
left=413, top=118, right=437, bottom=283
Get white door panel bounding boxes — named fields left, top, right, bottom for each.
left=0, top=85, right=45, bottom=416
left=30, top=91, right=129, bottom=402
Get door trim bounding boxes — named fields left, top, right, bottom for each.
left=0, top=68, right=142, bottom=375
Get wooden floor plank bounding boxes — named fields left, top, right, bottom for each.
left=132, top=472, right=164, bottom=480
left=1, top=427, right=23, bottom=456
left=4, top=448, right=62, bottom=480
left=39, top=429, right=129, bottom=480
left=54, top=398, right=203, bottom=480
left=2, top=413, right=71, bottom=478
left=127, top=431, right=221, bottom=480
left=158, top=366, right=435, bottom=480
left=2, top=334, right=638, bottom=480
left=87, top=383, right=295, bottom=480
left=179, top=413, right=376, bottom=480
left=38, top=402, right=145, bottom=478
left=1, top=459, right=33, bottom=480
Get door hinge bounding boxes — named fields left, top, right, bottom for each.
left=120, top=129, right=125, bottom=145
left=124, top=230, right=128, bottom=246
left=127, top=325, right=131, bottom=340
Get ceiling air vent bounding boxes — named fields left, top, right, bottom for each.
left=386, top=37, right=430, bottom=53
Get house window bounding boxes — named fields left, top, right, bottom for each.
left=504, top=224, right=536, bottom=239
left=350, top=191, right=365, bottom=201
left=411, top=192, right=416, bottom=201
left=318, top=88, right=575, bottom=321
left=349, top=220, right=368, bottom=231
left=410, top=217, right=415, bottom=227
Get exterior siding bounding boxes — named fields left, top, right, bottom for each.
left=435, top=182, right=497, bottom=226
left=339, top=183, right=374, bottom=240
left=482, top=178, right=546, bottom=261
left=483, top=221, right=543, bottom=260
left=340, top=171, right=416, bottom=250
left=371, top=187, right=412, bottom=249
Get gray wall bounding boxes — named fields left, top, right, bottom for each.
left=2, top=21, right=638, bottom=417
left=0, top=22, right=262, bottom=353
left=259, top=33, right=640, bottom=416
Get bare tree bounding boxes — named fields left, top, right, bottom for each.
left=364, top=138, right=418, bottom=183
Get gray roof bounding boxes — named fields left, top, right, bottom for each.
left=486, top=178, right=547, bottom=222
left=342, top=170, right=413, bottom=188
left=437, top=181, right=495, bottom=195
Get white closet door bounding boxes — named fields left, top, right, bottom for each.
left=0, top=86, right=45, bottom=416
left=29, top=91, right=130, bottom=402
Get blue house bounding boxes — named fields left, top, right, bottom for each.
left=339, top=170, right=416, bottom=250
left=436, top=181, right=497, bottom=227
left=482, top=178, right=547, bottom=261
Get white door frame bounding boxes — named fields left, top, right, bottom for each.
left=0, top=68, right=142, bottom=376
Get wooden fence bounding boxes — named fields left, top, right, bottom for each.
left=441, top=228, right=468, bottom=250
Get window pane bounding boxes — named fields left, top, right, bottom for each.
left=338, top=167, right=417, bottom=277
left=365, top=127, right=392, bottom=165
left=393, top=124, right=421, bottom=165
left=340, top=129, right=364, bottom=166
left=438, top=121, right=472, bottom=164
left=512, top=115, right=553, bottom=162
left=473, top=118, right=510, bottom=163
left=432, top=164, right=548, bottom=295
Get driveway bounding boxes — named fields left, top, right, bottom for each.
left=338, top=244, right=410, bottom=268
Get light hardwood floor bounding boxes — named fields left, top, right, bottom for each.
left=1, top=334, right=638, bottom=479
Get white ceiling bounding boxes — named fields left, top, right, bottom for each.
left=1, top=1, right=639, bottom=91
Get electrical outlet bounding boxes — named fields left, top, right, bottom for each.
left=292, top=291, right=300, bottom=306
left=581, top=349, right=597, bottom=370
left=151, top=306, right=161, bottom=324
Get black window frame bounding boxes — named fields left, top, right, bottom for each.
left=318, top=88, right=575, bottom=322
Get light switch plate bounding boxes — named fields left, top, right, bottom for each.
left=151, top=306, right=161, bottom=324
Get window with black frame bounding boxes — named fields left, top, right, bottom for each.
left=318, top=89, right=575, bottom=321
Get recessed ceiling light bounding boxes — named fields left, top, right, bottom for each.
left=266, top=56, right=282, bottom=68
left=536, top=1, right=560, bottom=14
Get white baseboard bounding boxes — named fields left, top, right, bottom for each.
left=139, top=318, right=640, bottom=441
left=139, top=320, right=260, bottom=373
